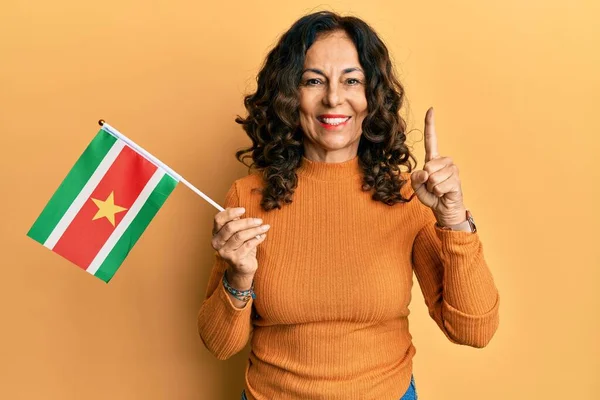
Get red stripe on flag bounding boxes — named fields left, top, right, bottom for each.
left=53, top=145, right=158, bottom=269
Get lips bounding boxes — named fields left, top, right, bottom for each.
left=317, top=114, right=351, bottom=128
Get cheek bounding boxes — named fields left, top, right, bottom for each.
left=298, top=104, right=312, bottom=126
left=299, top=93, right=316, bottom=112
left=349, top=91, right=368, bottom=116
left=350, top=99, right=368, bottom=127
left=298, top=92, right=318, bottom=127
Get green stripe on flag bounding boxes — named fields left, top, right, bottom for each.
left=27, top=129, right=117, bottom=244
left=95, top=174, right=178, bottom=283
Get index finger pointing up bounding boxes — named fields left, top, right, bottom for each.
left=424, top=107, right=440, bottom=162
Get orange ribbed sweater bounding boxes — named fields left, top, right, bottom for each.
left=198, top=155, right=499, bottom=400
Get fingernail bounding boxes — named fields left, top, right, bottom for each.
left=237, top=208, right=245, bottom=214
left=254, top=218, right=263, bottom=225
left=261, top=224, right=270, bottom=231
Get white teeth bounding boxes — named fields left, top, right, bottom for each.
left=321, top=117, right=350, bottom=125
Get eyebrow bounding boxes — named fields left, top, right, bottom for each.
left=301, top=67, right=364, bottom=76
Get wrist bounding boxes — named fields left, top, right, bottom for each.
left=438, top=219, right=472, bottom=232
left=434, top=206, right=466, bottom=226
left=435, top=209, right=477, bottom=233
left=225, top=269, right=254, bottom=291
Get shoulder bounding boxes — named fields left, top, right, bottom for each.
left=224, top=173, right=265, bottom=208
left=232, top=172, right=265, bottom=193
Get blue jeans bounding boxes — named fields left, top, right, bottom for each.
left=241, top=374, right=418, bottom=399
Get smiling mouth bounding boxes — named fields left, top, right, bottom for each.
left=316, top=116, right=351, bottom=128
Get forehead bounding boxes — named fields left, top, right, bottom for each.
left=304, top=30, right=361, bottom=68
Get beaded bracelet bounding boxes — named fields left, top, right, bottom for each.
left=222, top=271, right=256, bottom=302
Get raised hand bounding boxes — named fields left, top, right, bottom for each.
left=410, top=107, right=467, bottom=227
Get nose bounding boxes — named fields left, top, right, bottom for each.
left=323, top=81, right=343, bottom=107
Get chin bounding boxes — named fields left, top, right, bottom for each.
left=318, top=140, right=352, bottom=150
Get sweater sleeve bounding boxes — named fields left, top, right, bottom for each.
left=197, top=181, right=254, bottom=360
left=411, top=203, right=500, bottom=348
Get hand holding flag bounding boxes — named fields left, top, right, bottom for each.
left=27, top=121, right=223, bottom=283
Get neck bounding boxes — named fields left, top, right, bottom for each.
left=302, top=142, right=360, bottom=164
left=297, top=154, right=362, bottom=181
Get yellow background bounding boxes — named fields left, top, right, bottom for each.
left=1, top=1, right=598, bottom=398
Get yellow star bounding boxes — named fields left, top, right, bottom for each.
left=91, top=191, right=128, bottom=227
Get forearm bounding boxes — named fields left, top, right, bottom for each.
left=413, top=215, right=499, bottom=347
left=437, top=229, right=499, bottom=347
left=197, top=256, right=254, bottom=360
left=436, top=227, right=498, bottom=314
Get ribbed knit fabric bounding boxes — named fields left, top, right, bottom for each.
left=197, top=155, right=499, bottom=400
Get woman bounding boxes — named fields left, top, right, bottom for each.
left=198, top=11, right=499, bottom=400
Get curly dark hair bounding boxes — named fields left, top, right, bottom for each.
left=234, top=10, right=418, bottom=211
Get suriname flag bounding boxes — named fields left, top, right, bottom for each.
left=27, top=126, right=179, bottom=283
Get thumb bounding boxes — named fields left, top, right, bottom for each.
left=411, top=170, right=429, bottom=187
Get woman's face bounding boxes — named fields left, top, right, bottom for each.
left=298, top=30, right=368, bottom=163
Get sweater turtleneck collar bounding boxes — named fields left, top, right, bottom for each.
left=296, top=154, right=362, bottom=181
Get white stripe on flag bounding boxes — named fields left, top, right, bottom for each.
left=44, top=140, right=126, bottom=250
left=86, top=168, right=166, bottom=275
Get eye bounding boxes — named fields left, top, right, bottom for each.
left=304, top=78, right=323, bottom=86
left=346, top=78, right=361, bottom=85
